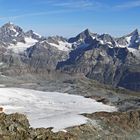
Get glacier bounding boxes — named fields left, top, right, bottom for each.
left=0, top=87, right=117, bottom=132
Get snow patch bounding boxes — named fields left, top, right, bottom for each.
left=128, top=48, right=140, bottom=57
left=126, top=36, right=132, bottom=44
left=0, top=62, right=4, bottom=66
left=99, top=40, right=104, bottom=44
left=106, top=42, right=112, bottom=45
left=91, top=36, right=96, bottom=40
left=118, top=44, right=126, bottom=48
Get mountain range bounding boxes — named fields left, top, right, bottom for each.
left=0, top=22, right=140, bottom=91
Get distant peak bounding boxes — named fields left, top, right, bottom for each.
left=26, top=30, right=34, bottom=33
left=4, top=22, right=14, bottom=26
left=77, top=28, right=92, bottom=38
left=82, top=28, right=91, bottom=35
left=8, top=21, right=14, bottom=25
left=133, top=28, right=138, bottom=32
left=100, top=33, right=111, bottom=37
left=2, top=22, right=18, bottom=29
left=129, top=29, right=139, bottom=36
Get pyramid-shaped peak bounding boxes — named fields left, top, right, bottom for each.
left=82, top=28, right=91, bottom=35
left=77, top=28, right=93, bottom=38
left=84, top=28, right=90, bottom=32
left=129, top=29, right=139, bottom=36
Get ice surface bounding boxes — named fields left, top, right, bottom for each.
left=0, top=88, right=117, bottom=132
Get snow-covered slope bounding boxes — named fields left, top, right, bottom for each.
left=0, top=22, right=44, bottom=54
left=8, top=37, right=38, bottom=53
left=49, top=40, right=72, bottom=51
left=116, top=29, right=140, bottom=48
left=46, top=36, right=72, bottom=51
left=0, top=87, right=117, bottom=132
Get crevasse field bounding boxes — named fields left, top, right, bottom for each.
left=0, top=87, right=117, bottom=132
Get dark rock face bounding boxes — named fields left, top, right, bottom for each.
left=57, top=28, right=140, bottom=91
left=25, top=30, right=44, bottom=41
left=57, top=40, right=140, bottom=91
left=118, top=71, right=140, bottom=91
left=68, top=29, right=97, bottom=44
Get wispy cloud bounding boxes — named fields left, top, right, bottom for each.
left=53, top=0, right=98, bottom=9
left=115, top=0, right=140, bottom=9
left=36, top=0, right=105, bottom=10
left=0, top=0, right=106, bottom=21
left=0, top=9, right=78, bottom=21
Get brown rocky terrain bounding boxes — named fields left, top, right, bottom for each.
left=0, top=110, right=140, bottom=140
left=0, top=113, right=76, bottom=140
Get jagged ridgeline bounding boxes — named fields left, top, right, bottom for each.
left=0, top=22, right=140, bottom=91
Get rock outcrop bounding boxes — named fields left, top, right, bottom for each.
left=1, top=110, right=140, bottom=140
left=0, top=113, right=76, bottom=140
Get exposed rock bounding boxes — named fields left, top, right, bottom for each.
left=0, top=107, right=3, bottom=113
left=1, top=110, right=140, bottom=140
left=0, top=113, right=76, bottom=140
left=72, top=110, right=140, bottom=140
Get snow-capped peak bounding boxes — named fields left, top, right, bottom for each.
left=25, top=30, right=42, bottom=39
left=1, top=22, right=23, bottom=33
left=0, top=22, right=24, bottom=41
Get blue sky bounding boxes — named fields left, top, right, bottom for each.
left=0, top=0, right=140, bottom=37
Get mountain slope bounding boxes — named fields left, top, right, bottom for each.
left=57, top=30, right=140, bottom=91
left=0, top=22, right=140, bottom=91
